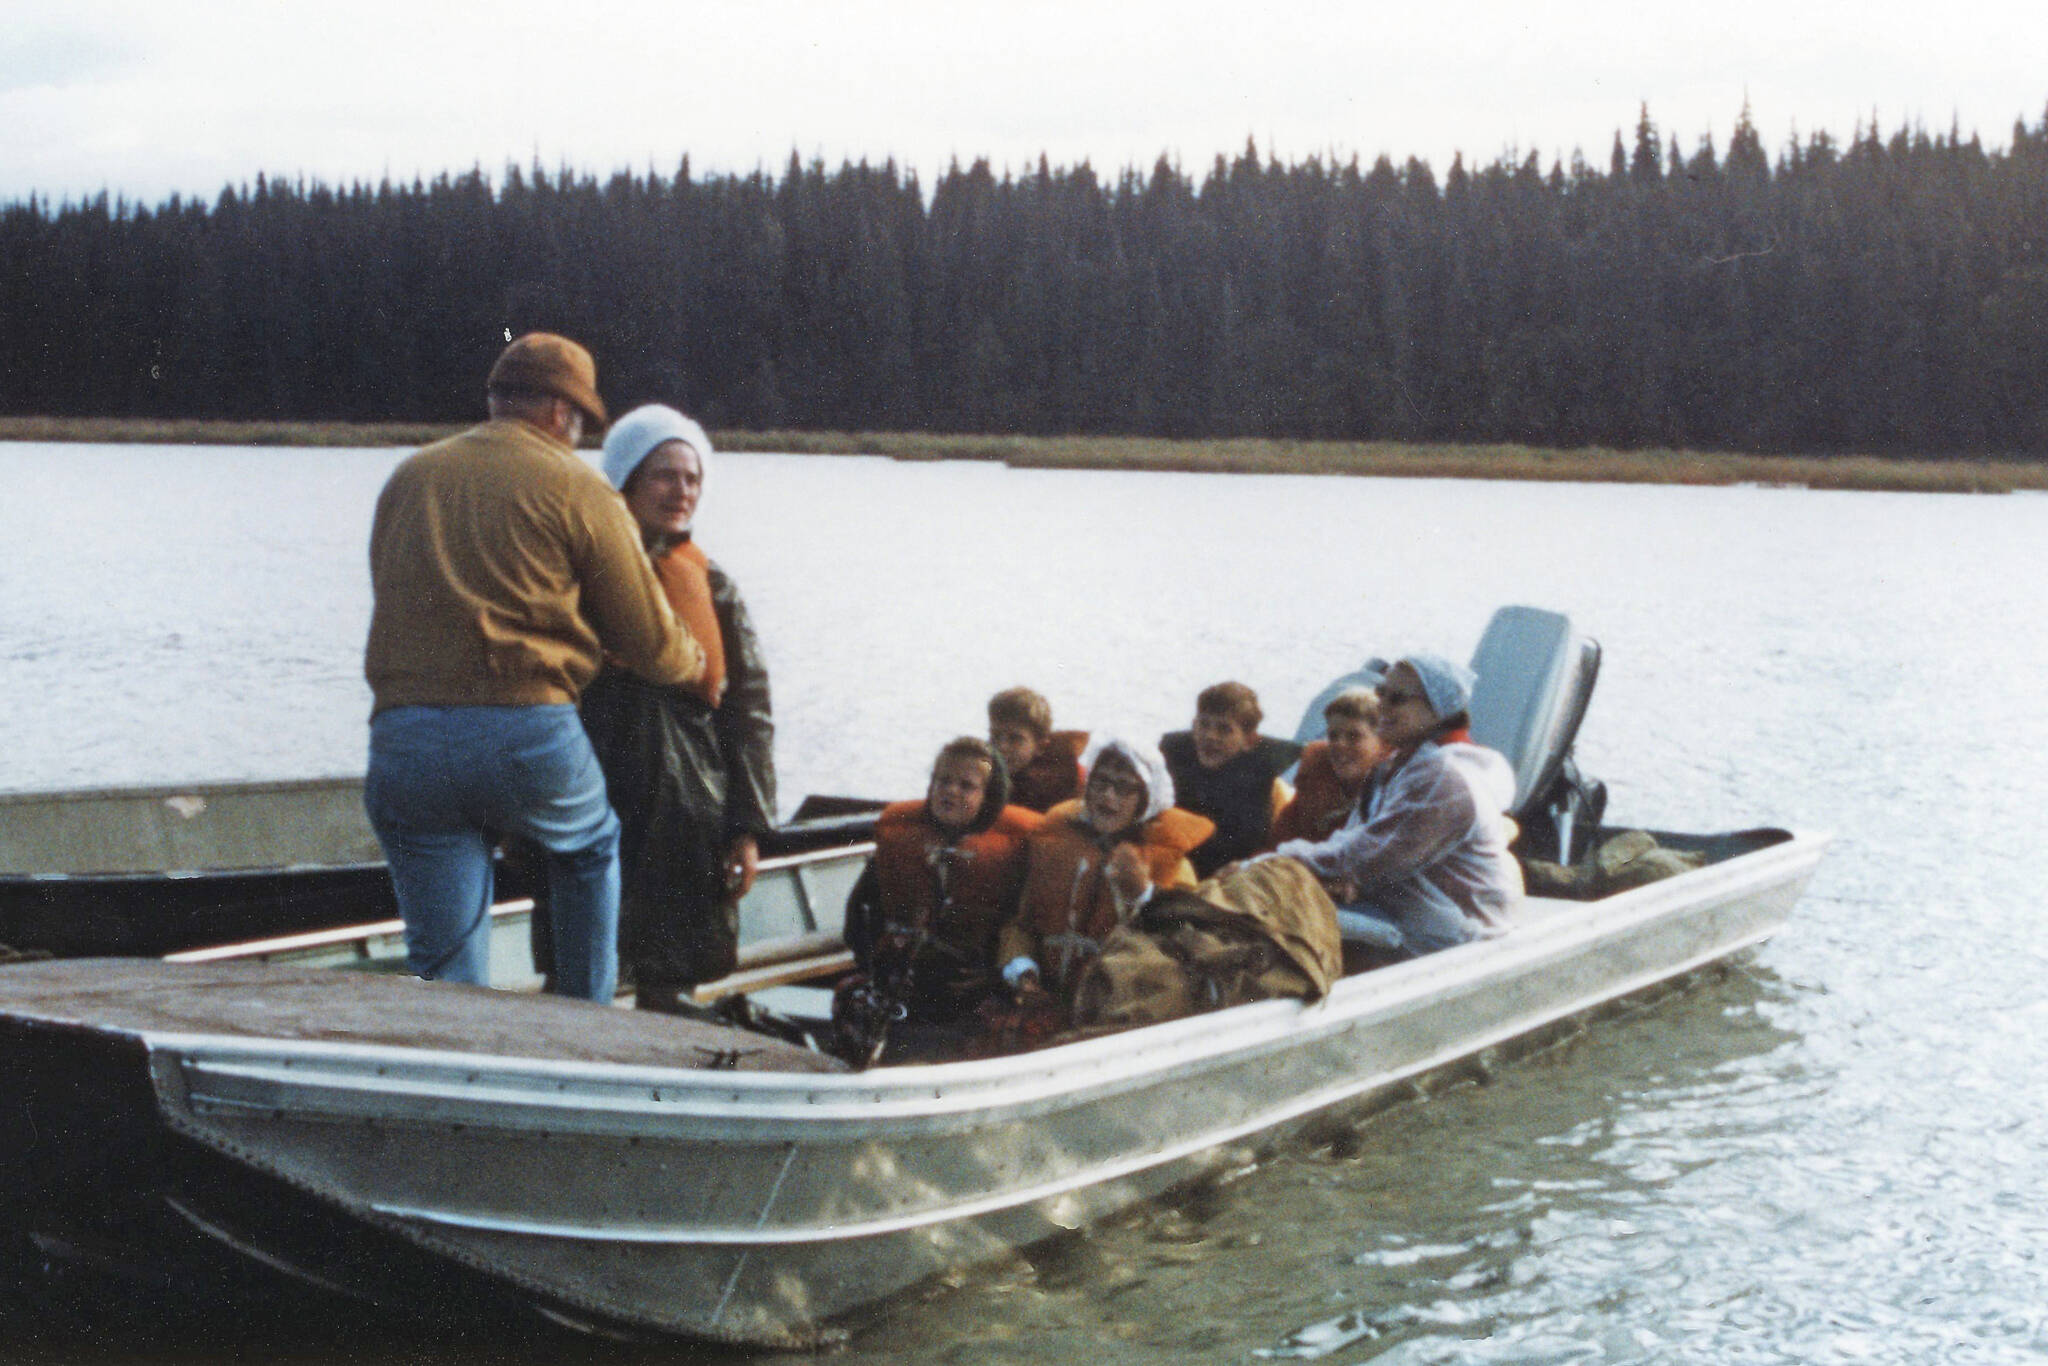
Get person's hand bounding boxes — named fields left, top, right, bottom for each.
left=724, top=836, right=759, bottom=896
left=1106, top=844, right=1151, bottom=904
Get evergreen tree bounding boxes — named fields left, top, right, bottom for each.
left=4, top=102, right=2047, bottom=457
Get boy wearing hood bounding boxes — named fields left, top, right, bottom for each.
left=998, top=736, right=1215, bottom=1007
left=845, top=738, right=1044, bottom=1022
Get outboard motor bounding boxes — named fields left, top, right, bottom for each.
left=1516, top=753, right=1608, bottom=865
left=1466, top=606, right=1607, bottom=865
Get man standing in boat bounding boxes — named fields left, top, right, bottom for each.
left=362, top=333, right=704, bottom=1001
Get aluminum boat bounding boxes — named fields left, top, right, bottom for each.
left=0, top=608, right=1829, bottom=1346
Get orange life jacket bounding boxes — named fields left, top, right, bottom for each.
left=1010, top=730, right=1088, bottom=813
left=1269, top=740, right=1363, bottom=847
left=1000, top=800, right=1215, bottom=992
left=873, top=800, right=1043, bottom=977
left=650, top=538, right=726, bottom=706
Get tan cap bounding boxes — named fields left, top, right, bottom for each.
left=486, top=332, right=607, bottom=429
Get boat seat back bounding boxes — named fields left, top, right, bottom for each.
left=1466, top=605, right=1600, bottom=819
left=1290, top=658, right=1391, bottom=747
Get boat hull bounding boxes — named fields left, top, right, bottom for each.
left=0, top=828, right=1824, bottom=1345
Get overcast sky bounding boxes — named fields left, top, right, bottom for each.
left=5, top=0, right=2046, bottom=207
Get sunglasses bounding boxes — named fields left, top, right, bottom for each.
left=1087, top=772, right=1146, bottom=798
left=1375, top=687, right=1432, bottom=710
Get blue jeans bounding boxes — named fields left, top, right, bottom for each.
left=365, top=705, right=620, bottom=1001
left=1336, top=899, right=1476, bottom=958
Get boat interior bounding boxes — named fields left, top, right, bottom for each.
left=121, top=605, right=1800, bottom=1072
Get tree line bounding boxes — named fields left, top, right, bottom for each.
left=3, top=103, right=2045, bottom=457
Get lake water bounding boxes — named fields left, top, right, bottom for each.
left=2, top=443, right=2045, bottom=1364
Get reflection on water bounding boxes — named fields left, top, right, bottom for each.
left=808, top=967, right=1809, bottom=1366
left=5, top=445, right=2048, bottom=1363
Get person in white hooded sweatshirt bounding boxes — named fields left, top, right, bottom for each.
left=1267, top=653, right=1521, bottom=957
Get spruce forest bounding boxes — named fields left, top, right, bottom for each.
left=4, top=105, right=2045, bottom=458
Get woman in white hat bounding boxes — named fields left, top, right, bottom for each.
left=534, top=405, right=777, bottom=1011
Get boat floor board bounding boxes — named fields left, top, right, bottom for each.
left=0, top=960, right=845, bottom=1073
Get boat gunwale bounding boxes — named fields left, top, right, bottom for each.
left=2, top=860, right=392, bottom=887
left=159, top=840, right=876, bottom=965
left=145, top=829, right=1831, bottom=1133
left=361, top=913, right=1798, bottom=1249
left=4, top=833, right=872, bottom=889
left=0, top=774, right=368, bottom=807
left=0, top=776, right=875, bottom=884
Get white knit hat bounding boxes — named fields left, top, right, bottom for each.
left=1080, top=733, right=1177, bottom=823
left=598, top=404, right=714, bottom=494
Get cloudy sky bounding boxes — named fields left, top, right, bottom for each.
left=5, top=0, right=2045, bottom=206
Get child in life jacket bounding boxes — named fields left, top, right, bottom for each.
left=998, top=736, right=1214, bottom=1009
left=1268, top=685, right=1390, bottom=846
left=843, top=737, right=1044, bottom=1024
left=1160, top=682, right=1302, bottom=878
left=987, top=686, right=1089, bottom=814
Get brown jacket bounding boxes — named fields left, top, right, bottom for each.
left=365, top=418, right=702, bottom=712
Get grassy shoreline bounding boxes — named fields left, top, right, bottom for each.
left=3, top=415, right=2038, bottom=494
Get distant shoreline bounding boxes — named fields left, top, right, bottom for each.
left=2, top=416, right=2037, bottom=494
